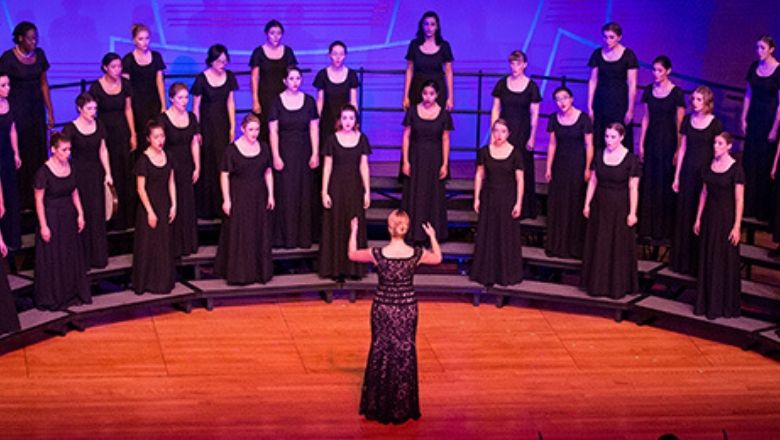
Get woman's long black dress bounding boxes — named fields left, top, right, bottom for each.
left=401, top=107, right=453, bottom=243
left=670, top=115, right=722, bottom=274
left=214, top=142, right=273, bottom=284
left=0, top=262, right=20, bottom=334
left=405, top=40, right=453, bottom=108
left=587, top=48, right=639, bottom=151
left=469, top=146, right=524, bottom=286
left=132, top=153, right=175, bottom=294
left=743, top=61, right=780, bottom=221
left=268, top=94, right=318, bottom=249
left=0, top=108, right=21, bottom=249
left=638, top=86, right=686, bottom=241
left=545, top=112, right=592, bottom=258
left=581, top=151, right=641, bottom=299
left=360, top=246, right=423, bottom=425
left=318, top=134, right=370, bottom=280
left=492, top=77, right=542, bottom=219
left=89, top=78, right=135, bottom=230
left=249, top=46, right=297, bottom=142
left=122, top=51, right=166, bottom=147
left=62, top=122, right=108, bottom=269
left=0, top=48, right=50, bottom=209
left=158, top=112, right=199, bottom=257
left=191, top=70, right=239, bottom=219
left=696, top=163, right=744, bottom=319
left=313, top=68, right=359, bottom=141
left=33, top=165, right=91, bottom=310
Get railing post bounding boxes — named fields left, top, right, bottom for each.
left=561, top=75, right=567, bottom=88
left=80, top=79, right=87, bottom=93
left=358, top=67, right=365, bottom=127
left=476, top=70, right=483, bottom=155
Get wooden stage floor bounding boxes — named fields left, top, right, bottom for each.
left=1, top=296, right=779, bottom=439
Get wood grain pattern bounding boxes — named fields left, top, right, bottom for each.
left=0, top=298, right=778, bottom=439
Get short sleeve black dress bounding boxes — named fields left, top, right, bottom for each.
left=214, top=142, right=274, bottom=285
left=469, top=146, right=524, bottom=286
left=581, top=150, right=641, bottom=299
left=62, top=122, right=108, bottom=269
left=122, top=51, right=166, bottom=146
left=132, top=153, right=175, bottom=294
left=696, top=162, right=744, bottom=319
left=191, top=70, right=239, bottom=219
left=638, top=86, right=686, bottom=241
left=33, top=165, right=91, bottom=310
left=545, top=112, right=593, bottom=259
left=268, top=94, right=319, bottom=249
left=0, top=107, right=20, bottom=249
left=670, top=115, right=722, bottom=274
left=492, top=77, right=542, bottom=219
left=743, top=61, right=780, bottom=221
left=313, top=68, right=359, bottom=140
left=249, top=46, right=298, bottom=141
left=158, top=112, right=200, bottom=257
left=89, top=78, right=135, bottom=230
left=405, top=40, right=453, bottom=107
left=587, top=48, right=639, bottom=151
left=401, top=106, right=453, bottom=243
left=0, top=48, right=50, bottom=209
left=0, top=261, right=20, bottom=334
left=360, top=246, right=424, bottom=425
left=318, top=133, right=371, bottom=280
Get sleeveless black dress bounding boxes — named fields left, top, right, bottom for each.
left=696, top=163, right=744, bottom=319
left=89, top=78, right=135, bottom=230
left=405, top=40, right=453, bottom=108
left=318, top=134, right=371, bottom=280
left=638, top=86, right=686, bottom=241
left=249, top=46, right=298, bottom=142
left=0, top=108, right=20, bottom=249
left=545, top=112, right=592, bottom=259
left=587, top=48, right=639, bottom=151
left=581, top=151, right=641, bottom=299
left=670, top=115, right=722, bottom=274
left=469, top=146, right=524, bottom=286
left=33, top=165, right=91, bottom=310
left=492, top=77, right=542, bottom=219
left=191, top=70, right=239, bottom=219
left=214, top=143, right=274, bottom=285
left=360, top=246, right=423, bottom=425
left=62, top=122, right=108, bottom=269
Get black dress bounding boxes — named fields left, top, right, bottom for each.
left=405, top=40, right=453, bottom=108
left=318, top=134, right=371, bottom=280
left=0, top=262, right=19, bottom=334
left=214, top=142, right=273, bottom=284
left=696, top=163, right=744, bottom=319
left=545, top=112, right=593, bottom=259
left=401, top=107, right=453, bottom=243
left=581, top=151, right=641, bottom=299
left=0, top=108, right=21, bottom=249
left=638, top=86, right=686, bottom=241
left=132, top=153, right=175, bottom=294
left=122, top=51, right=166, bottom=146
left=33, top=165, right=91, bottom=310
left=743, top=61, right=780, bottom=221
left=62, top=122, right=108, bottom=269
left=587, top=48, right=639, bottom=151
left=191, top=70, right=239, bottom=219
left=249, top=46, right=298, bottom=142
left=89, top=78, right=135, bottom=230
left=492, top=77, right=542, bottom=219
left=158, top=112, right=199, bottom=257
left=670, top=115, right=723, bottom=274
left=469, top=146, right=524, bottom=286
left=0, top=48, right=50, bottom=209
left=360, top=246, right=423, bottom=425
left=268, top=94, right=319, bottom=249
left=313, top=68, right=359, bottom=141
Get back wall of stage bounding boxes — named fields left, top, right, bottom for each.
left=7, top=0, right=780, bottom=159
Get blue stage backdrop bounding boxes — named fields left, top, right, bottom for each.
left=4, top=0, right=780, bottom=160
